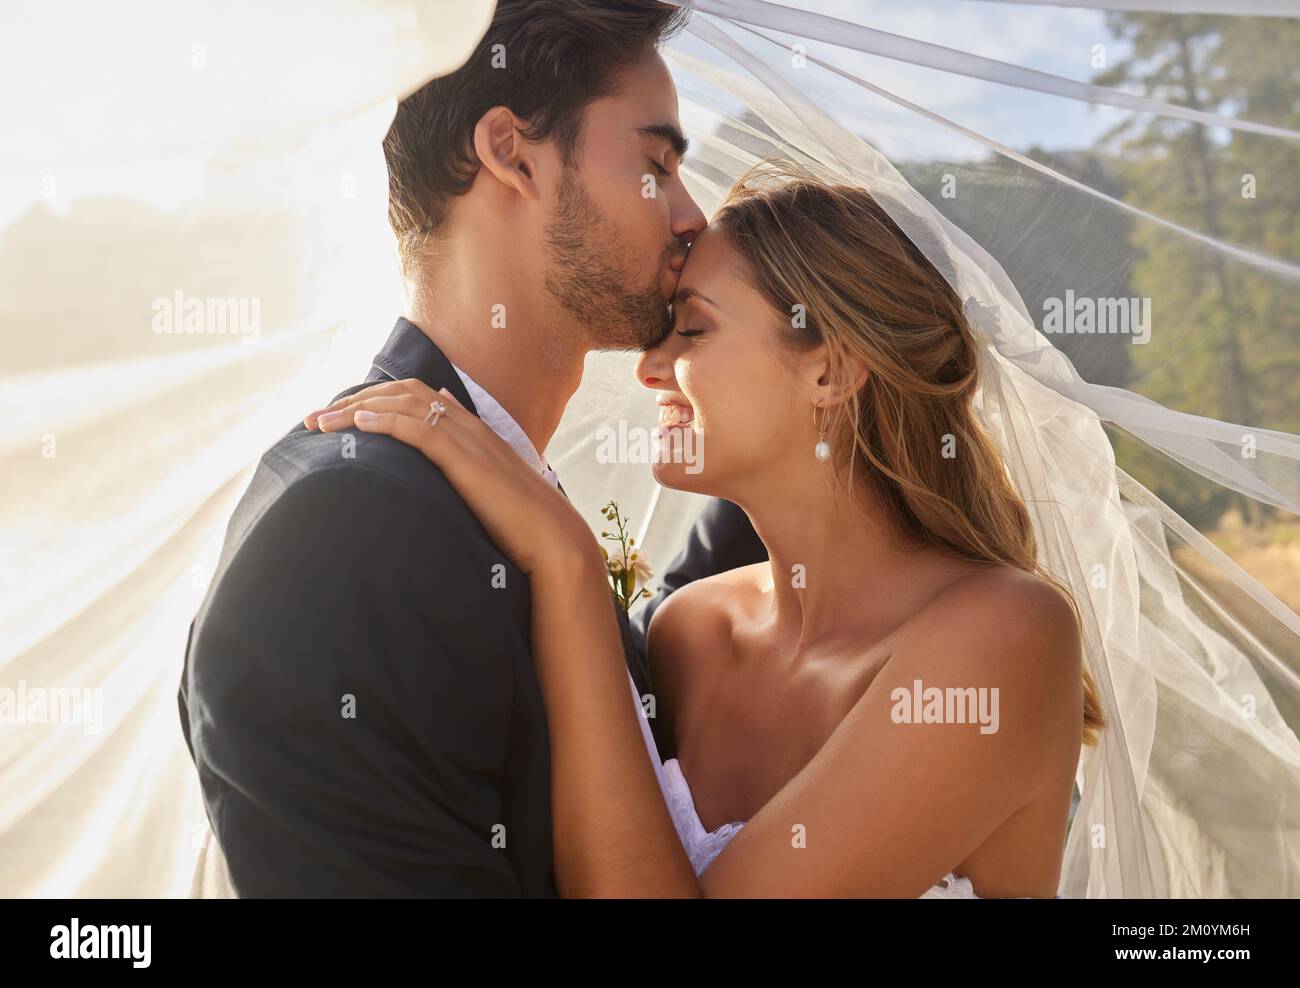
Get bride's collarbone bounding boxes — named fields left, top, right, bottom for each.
left=671, top=645, right=881, bottom=832
left=661, top=568, right=982, bottom=834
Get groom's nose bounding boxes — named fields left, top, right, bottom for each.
left=669, top=180, right=706, bottom=246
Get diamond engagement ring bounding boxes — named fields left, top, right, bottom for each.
left=424, top=399, right=448, bottom=426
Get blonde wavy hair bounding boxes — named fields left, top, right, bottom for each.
left=714, top=164, right=1103, bottom=747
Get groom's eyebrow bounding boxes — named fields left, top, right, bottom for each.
left=638, top=123, right=689, bottom=159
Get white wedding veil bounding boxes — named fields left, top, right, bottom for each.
left=2, top=0, right=1297, bottom=897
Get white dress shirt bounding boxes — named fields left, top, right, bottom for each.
left=451, top=362, right=558, bottom=488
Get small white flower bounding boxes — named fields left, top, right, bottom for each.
left=629, top=552, right=653, bottom=585
left=598, top=500, right=654, bottom=611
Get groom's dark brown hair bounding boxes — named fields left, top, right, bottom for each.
left=384, top=0, right=689, bottom=275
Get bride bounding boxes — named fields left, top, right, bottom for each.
left=309, top=165, right=1098, bottom=898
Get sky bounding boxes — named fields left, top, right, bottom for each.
left=668, top=0, right=1132, bottom=163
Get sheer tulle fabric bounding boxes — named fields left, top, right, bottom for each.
left=2, top=0, right=1296, bottom=897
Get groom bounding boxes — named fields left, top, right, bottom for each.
left=179, top=0, right=763, bottom=897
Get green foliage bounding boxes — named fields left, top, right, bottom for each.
left=1091, top=13, right=1300, bottom=529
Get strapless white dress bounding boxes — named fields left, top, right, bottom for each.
left=627, top=671, right=980, bottom=899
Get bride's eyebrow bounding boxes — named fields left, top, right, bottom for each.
left=674, top=287, right=721, bottom=310
left=637, top=123, right=690, bottom=160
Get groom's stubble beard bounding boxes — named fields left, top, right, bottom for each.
left=542, top=167, right=674, bottom=353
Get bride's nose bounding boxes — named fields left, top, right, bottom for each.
left=635, top=344, right=676, bottom=392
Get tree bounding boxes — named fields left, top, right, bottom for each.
left=1093, top=14, right=1300, bottom=528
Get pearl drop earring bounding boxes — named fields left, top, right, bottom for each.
left=814, top=403, right=831, bottom=462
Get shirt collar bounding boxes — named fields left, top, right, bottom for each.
left=450, top=362, right=559, bottom=489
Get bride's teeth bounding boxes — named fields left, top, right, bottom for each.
left=659, top=405, right=694, bottom=426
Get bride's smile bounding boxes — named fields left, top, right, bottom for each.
left=656, top=396, right=695, bottom=428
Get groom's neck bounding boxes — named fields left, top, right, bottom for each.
left=402, top=252, right=586, bottom=459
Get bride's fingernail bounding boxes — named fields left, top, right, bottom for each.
left=317, top=410, right=344, bottom=427
left=355, top=410, right=378, bottom=424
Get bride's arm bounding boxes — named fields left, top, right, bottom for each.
left=531, top=550, right=702, bottom=897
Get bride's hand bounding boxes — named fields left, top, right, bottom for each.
left=305, top=381, right=600, bottom=578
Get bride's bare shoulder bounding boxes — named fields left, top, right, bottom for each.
left=918, top=565, right=1080, bottom=643
left=644, top=564, right=767, bottom=714
left=897, top=563, right=1084, bottom=709
left=646, top=563, right=768, bottom=649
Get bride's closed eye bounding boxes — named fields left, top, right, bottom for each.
left=674, top=311, right=711, bottom=338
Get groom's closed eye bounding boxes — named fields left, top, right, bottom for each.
left=638, top=123, right=690, bottom=173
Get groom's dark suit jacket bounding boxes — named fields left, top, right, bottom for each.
left=179, top=317, right=766, bottom=897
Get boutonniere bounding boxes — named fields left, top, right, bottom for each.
left=599, top=500, right=654, bottom=614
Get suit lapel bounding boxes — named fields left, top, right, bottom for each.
left=366, top=317, right=479, bottom=418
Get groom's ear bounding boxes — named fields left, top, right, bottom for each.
left=472, top=106, right=543, bottom=202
